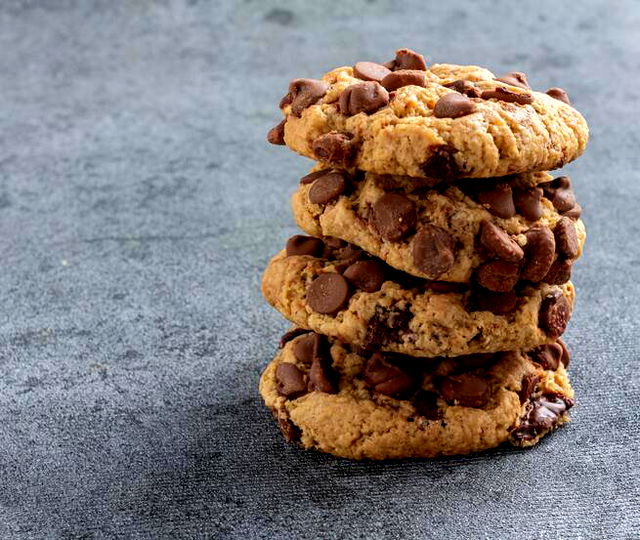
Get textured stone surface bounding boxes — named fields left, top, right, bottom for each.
left=0, top=0, right=638, bottom=538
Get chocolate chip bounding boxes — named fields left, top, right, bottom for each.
left=546, top=87, right=571, bottom=105
left=440, top=373, right=491, bottom=408
left=541, top=176, right=576, bottom=213
left=275, top=413, right=302, bottom=444
left=275, top=363, right=307, bottom=398
left=286, top=235, right=325, bottom=257
left=364, top=305, right=413, bottom=350
left=343, top=260, right=386, bottom=292
left=558, top=339, right=570, bottom=367
left=280, top=328, right=311, bottom=348
left=543, top=258, right=573, bottom=285
left=539, top=290, right=571, bottom=339
left=353, top=61, right=392, bottom=82
left=479, top=220, right=524, bottom=262
left=473, top=289, right=518, bottom=315
left=423, top=281, right=466, bottom=294
left=476, top=261, right=520, bottom=292
left=530, top=342, right=564, bottom=371
left=306, top=273, right=351, bottom=315
left=380, top=69, right=427, bottom=91
left=554, top=217, right=579, bottom=259
left=339, top=81, right=389, bottom=116
left=279, top=92, right=293, bottom=110
left=370, top=193, right=417, bottom=242
left=287, top=78, right=329, bottom=117
left=433, top=93, right=476, bottom=119
left=300, top=169, right=333, bottom=185
left=331, top=244, right=364, bottom=269
left=308, top=356, right=338, bottom=394
left=421, top=145, right=460, bottom=178
left=521, top=227, right=556, bottom=282
left=308, top=171, right=347, bottom=204
left=511, top=393, right=574, bottom=442
left=443, top=79, right=481, bottom=98
left=267, top=120, right=286, bottom=145
left=495, top=71, right=530, bottom=89
left=312, top=131, right=355, bottom=167
left=563, top=203, right=582, bottom=220
left=412, top=225, right=456, bottom=278
left=392, top=48, right=427, bottom=71
left=412, top=390, right=441, bottom=420
left=293, top=332, right=324, bottom=363
left=518, top=374, right=540, bottom=404
left=363, top=352, right=415, bottom=397
left=513, top=187, right=544, bottom=221
left=477, top=183, right=516, bottom=218
left=481, top=87, right=534, bottom=105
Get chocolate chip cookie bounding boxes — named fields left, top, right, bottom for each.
left=260, top=330, right=575, bottom=459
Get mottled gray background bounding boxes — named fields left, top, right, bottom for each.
left=0, top=1, right=638, bottom=538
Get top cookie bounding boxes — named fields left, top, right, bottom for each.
left=267, top=48, right=589, bottom=179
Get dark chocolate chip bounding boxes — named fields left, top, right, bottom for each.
left=554, top=217, right=579, bottom=259
left=539, top=290, right=571, bottom=339
left=479, top=220, right=524, bottom=262
left=558, top=339, right=570, bottom=367
left=275, top=363, right=307, bottom=398
left=546, top=87, right=571, bottom=105
left=443, top=79, right=481, bottom=98
left=286, top=235, right=325, bottom=257
left=308, top=171, right=347, bottom=204
left=412, top=225, right=456, bottom=278
left=495, top=71, right=530, bottom=89
left=477, top=183, right=516, bottom=218
left=475, top=261, right=520, bottom=292
left=521, top=227, right=556, bottom=282
left=279, top=328, right=311, bottom=348
left=380, top=69, right=427, bottom=91
left=308, top=356, right=338, bottom=394
left=371, top=193, right=417, bottom=242
left=511, top=393, right=574, bottom=442
left=339, top=81, right=389, bottom=116
left=433, top=93, right=476, bottom=119
left=343, top=260, right=386, bottom=292
left=421, top=145, right=460, bottom=178
left=412, top=390, right=441, bottom=420
left=267, top=119, right=286, bottom=145
left=364, top=305, right=413, bottom=350
left=300, top=169, right=333, bottom=185
left=287, top=78, right=329, bottom=117
left=353, top=61, right=392, bottom=82
left=563, top=203, right=582, bottom=220
left=541, top=176, right=576, bottom=213
left=440, top=373, right=491, bottom=408
left=293, top=332, right=324, bottom=364
left=363, top=352, right=415, bottom=397
left=518, top=374, right=540, bottom=404
left=481, top=87, right=534, bottom=105
left=543, top=258, right=573, bottom=285
left=529, top=342, right=564, bottom=371
left=306, top=273, right=351, bottom=315
left=393, top=48, right=427, bottom=71
left=473, top=289, right=518, bottom=315
left=513, top=187, right=544, bottom=221
left=312, top=131, right=355, bottom=167
left=275, top=413, right=302, bottom=444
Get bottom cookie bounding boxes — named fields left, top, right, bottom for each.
left=260, top=330, right=574, bottom=460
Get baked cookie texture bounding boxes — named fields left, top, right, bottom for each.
left=261, top=243, right=575, bottom=358
left=260, top=331, right=574, bottom=460
left=276, top=57, right=588, bottom=179
left=292, top=168, right=585, bottom=284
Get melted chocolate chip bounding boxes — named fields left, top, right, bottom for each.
left=421, top=145, right=460, bottom=178
left=554, top=217, right=579, bottom=259
left=306, top=273, right=351, bottom=315
left=440, top=373, right=491, bottom=408
left=354, top=61, right=392, bottom=82
left=412, top=225, right=456, bottom=278
left=475, top=261, right=520, bottom=292
left=433, top=93, right=476, bottom=119
left=518, top=374, right=540, bottom=404
left=521, top=227, right=556, bottom=282
left=380, top=69, right=427, bottom=91
left=371, top=193, right=417, bottom=241
left=279, top=328, right=311, bottom=348
left=539, top=290, right=571, bottom=338
left=513, top=187, right=544, bottom=221
left=300, top=169, right=333, bottom=185
left=275, top=363, right=307, bottom=398
left=443, top=79, right=481, bottom=98
left=267, top=119, right=286, bottom=145
left=286, top=235, right=325, bottom=257
left=479, top=220, right=524, bottom=262
left=495, top=71, right=530, bottom=89
left=363, top=352, right=415, bottom=397
left=312, top=131, right=355, bottom=167
left=343, top=260, right=386, bottom=292
left=481, top=87, right=534, bottom=105
left=308, top=356, right=338, bottom=394
left=308, top=171, right=347, bottom=204
left=392, top=48, right=427, bottom=71
left=339, top=81, right=389, bottom=116
left=364, top=305, right=413, bottom=350
left=529, top=342, right=564, bottom=371
left=287, top=78, right=329, bottom=117
left=293, top=332, right=324, bottom=363
left=511, top=393, right=574, bottom=442
left=546, top=87, right=571, bottom=105
left=477, top=183, right=516, bottom=218
left=472, top=289, right=518, bottom=315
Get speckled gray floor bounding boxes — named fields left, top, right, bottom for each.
left=0, top=1, right=638, bottom=538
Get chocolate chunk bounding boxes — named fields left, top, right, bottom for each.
left=473, top=289, right=518, bottom=315
left=393, top=48, right=427, bottom=71
left=477, top=183, right=516, bottom=219
left=371, top=193, right=417, bottom=242
left=440, top=373, right=491, bottom=408
left=380, top=69, right=427, bottom=91
left=513, top=187, right=544, bottom=221
left=563, top=203, right=582, bottom=220
left=518, top=374, right=540, bottom=404
left=543, top=258, right=573, bottom=285
left=306, top=273, right=351, bottom=315
left=481, top=87, right=534, bottom=105
left=421, top=145, right=460, bottom=178
left=554, top=217, right=579, bottom=259
left=308, top=171, right=347, bottom=204
left=479, top=220, right=524, bottom=262
left=433, top=93, right=476, bottom=119
left=529, top=342, right=564, bottom=371
left=412, top=390, right=441, bottom=420
left=293, top=332, right=324, bottom=363
left=364, top=305, right=413, bottom=349
left=267, top=120, right=286, bottom=145
left=521, top=227, right=556, bottom=282
left=558, top=339, right=570, bottom=367
left=300, top=169, right=333, bottom=185
left=353, top=61, right=392, bottom=82
left=476, top=261, right=520, bottom=292
left=286, top=235, right=325, bottom=257
left=511, top=393, right=574, bottom=442
left=287, top=78, right=329, bottom=117
left=308, top=356, right=338, bottom=394
left=343, top=260, right=386, bottom=292
left=443, top=79, right=481, bottom=98
left=546, top=87, right=571, bottom=105
left=363, top=352, right=415, bottom=397
left=312, top=131, right=355, bottom=167
left=279, top=328, right=311, bottom=348
left=541, top=176, right=576, bottom=213
left=274, top=412, right=302, bottom=444
left=539, top=290, right=571, bottom=338
left=495, top=71, right=530, bottom=89
left=339, top=81, right=389, bottom=116
left=412, top=225, right=456, bottom=278
left=275, top=363, right=307, bottom=398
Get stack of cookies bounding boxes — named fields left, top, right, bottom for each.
left=260, top=48, right=588, bottom=460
